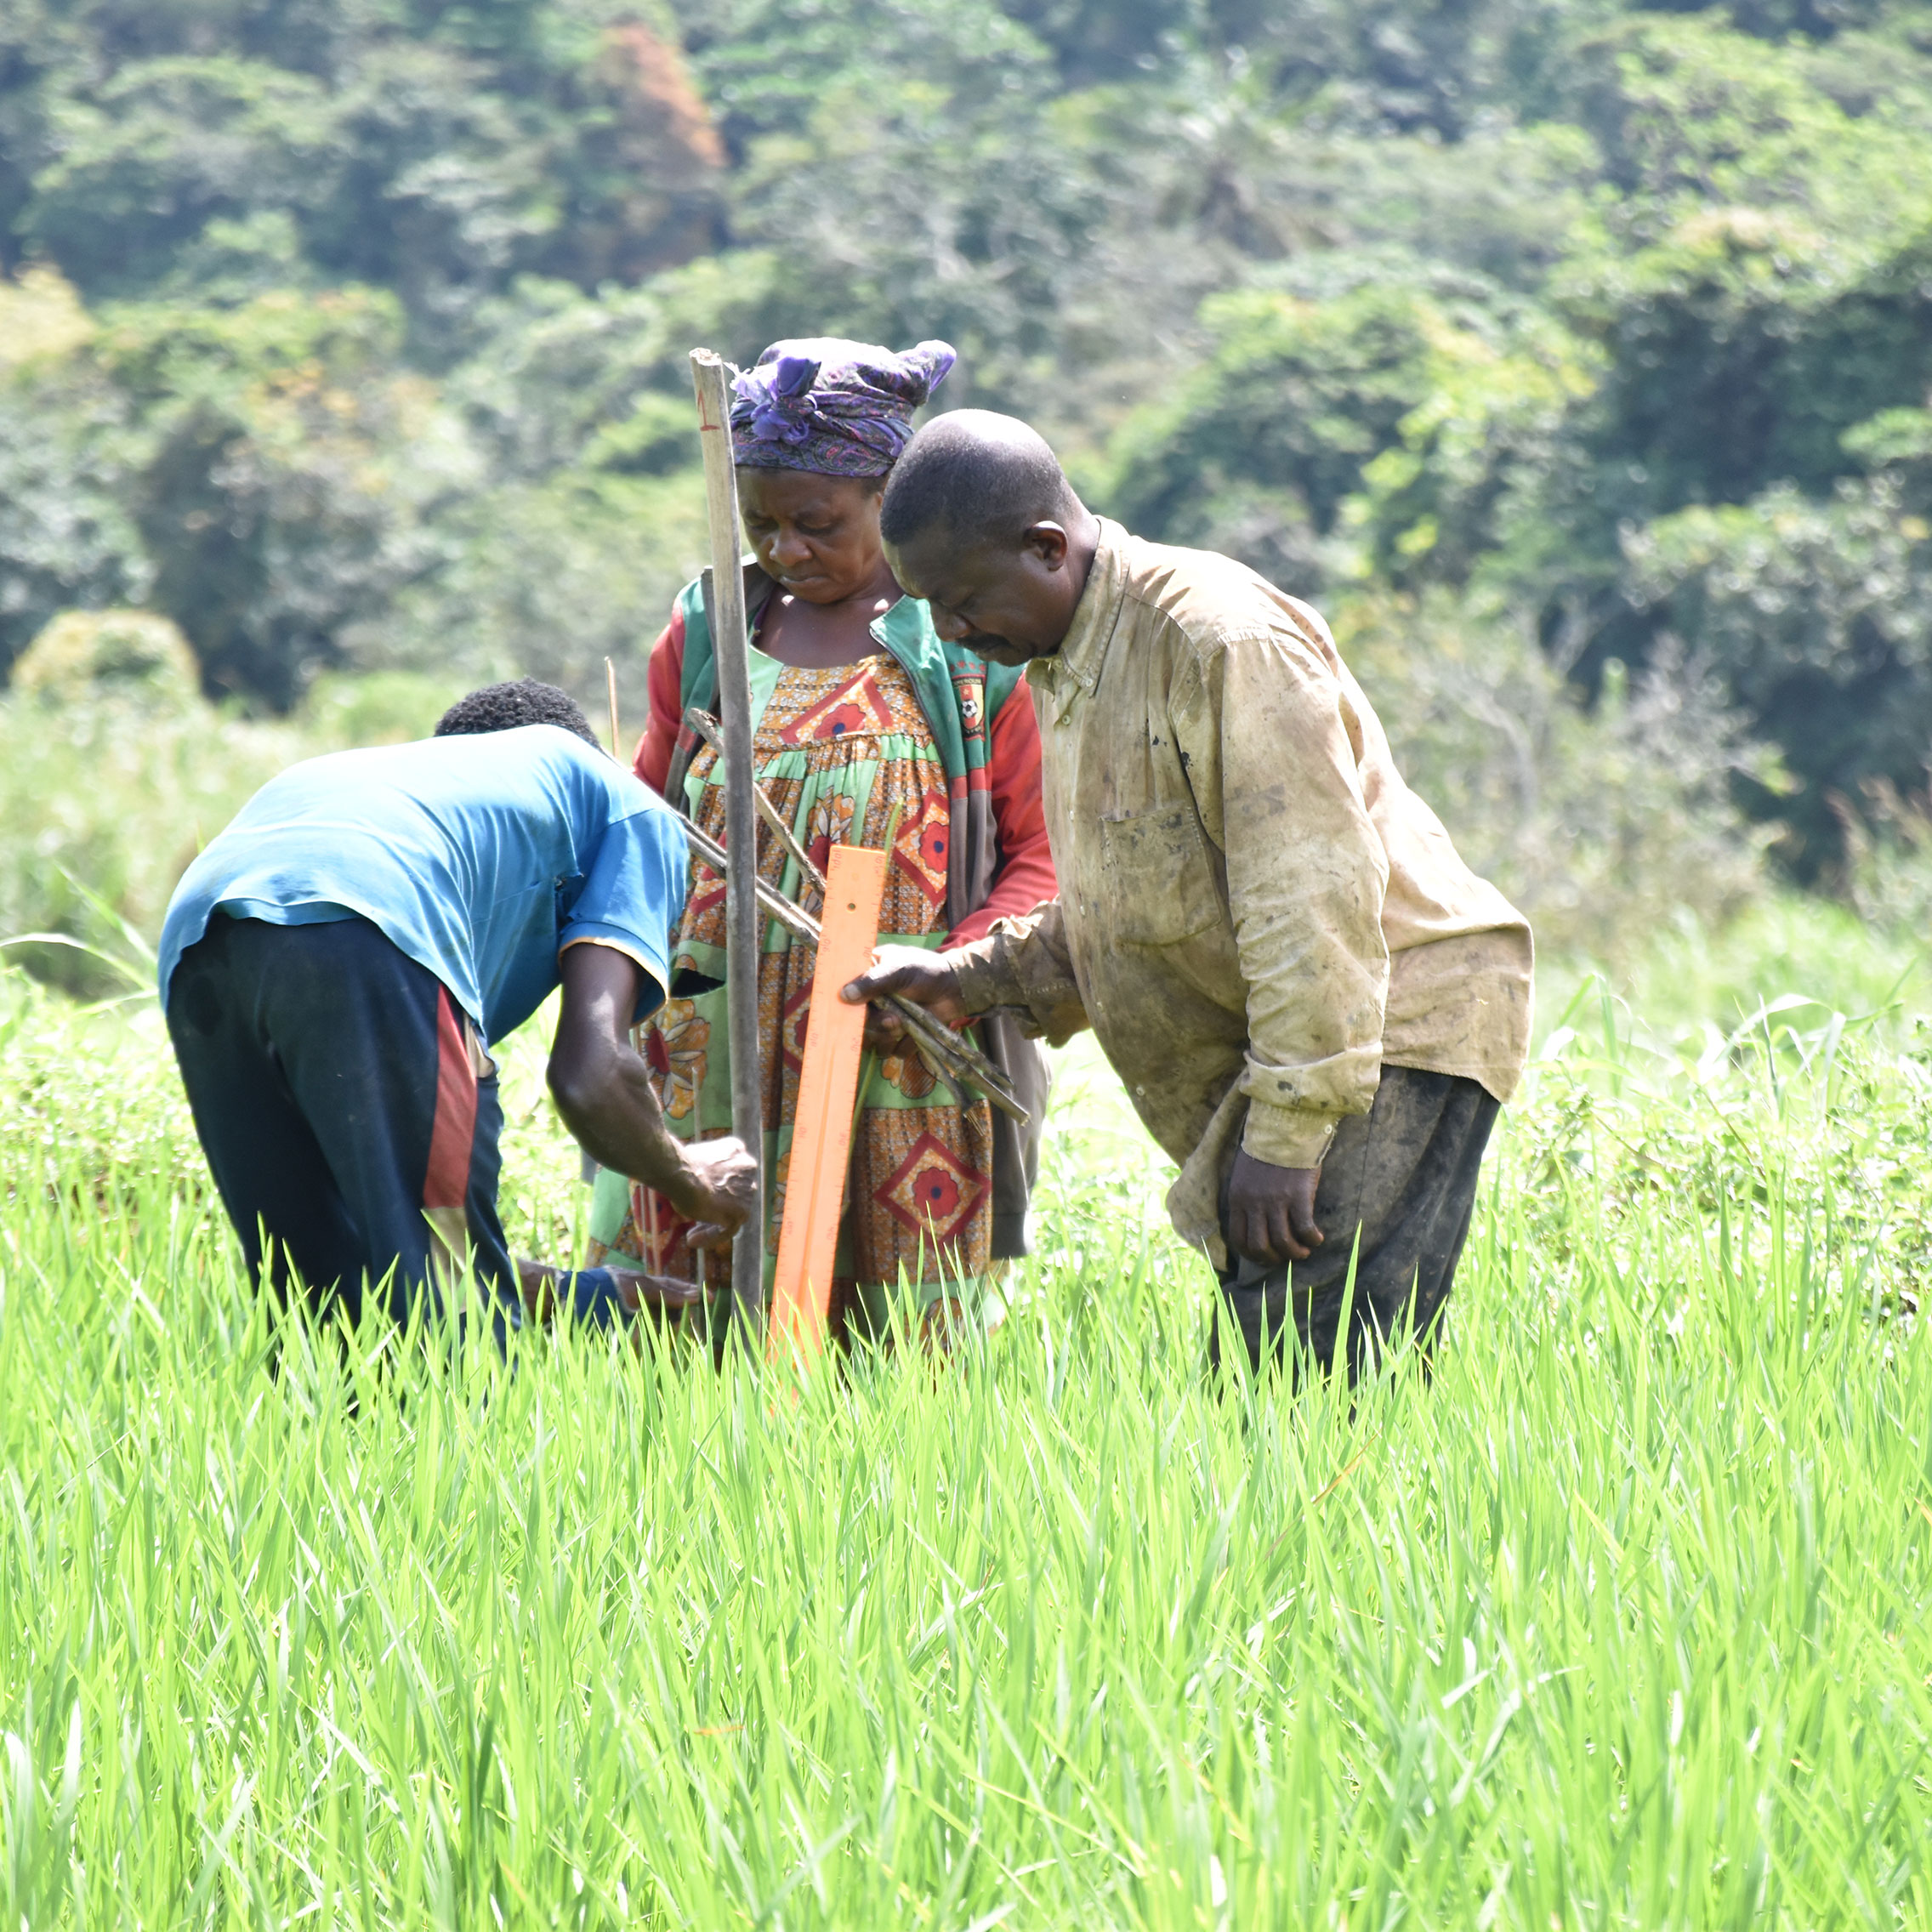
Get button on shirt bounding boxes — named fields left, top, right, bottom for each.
left=949, top=521, right=1533, bottom=1264
left=159, top=726, right=688, bottom=1046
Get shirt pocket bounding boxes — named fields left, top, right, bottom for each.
left=1099, top=800, right=1222, bottom=948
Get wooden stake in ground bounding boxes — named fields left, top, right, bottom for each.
left=769, top=842, right=888, bottom=1364
left=690, top=349, right=766, bottom=1332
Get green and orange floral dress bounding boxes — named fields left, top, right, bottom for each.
left=585, top=644, right=1000, bottom=1342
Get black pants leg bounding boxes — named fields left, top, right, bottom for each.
left=1210, top=1066, right=1499, bottom=1383
left=167, top=914, right=520, bottom=1343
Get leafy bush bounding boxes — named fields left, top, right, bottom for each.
left=1340, top=590, right=1777, bottom=964
left=1622, top=473, right=1932, bottom=878
left=9, top=606, right=199, bottom=707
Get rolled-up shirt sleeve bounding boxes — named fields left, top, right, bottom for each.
left=1173, top=623, right=1391, bottom=1168
left=947, top=898, right=1090, bottom=1047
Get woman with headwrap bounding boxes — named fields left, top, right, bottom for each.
left=583, top=337, right=1056, bottom=1350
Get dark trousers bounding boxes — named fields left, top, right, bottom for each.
left=1210, top=1065, right=1499, bottom=1382
left=167, top=913, right=523, bottom=1343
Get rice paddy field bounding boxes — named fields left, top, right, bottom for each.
left=3, top=911, right=1931, bottom=1929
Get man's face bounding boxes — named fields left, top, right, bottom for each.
left=884, top=523, right=1083, bottom=666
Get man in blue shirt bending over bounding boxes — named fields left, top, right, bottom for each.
left=159, top=679, right=757, bottom=1346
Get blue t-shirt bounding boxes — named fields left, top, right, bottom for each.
left=158, top=725, right=687, bottom=1045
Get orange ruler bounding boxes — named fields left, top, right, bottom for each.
left=769, top=841, right=888, bottom=1362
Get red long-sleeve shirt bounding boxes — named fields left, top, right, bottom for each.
left=632, top=606, right=1057, bottom=946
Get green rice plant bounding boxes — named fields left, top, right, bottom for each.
left=1, top=968, right=1929, bottom=1929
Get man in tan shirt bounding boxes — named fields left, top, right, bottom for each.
left=843, top=412, right=1532, bottom=1378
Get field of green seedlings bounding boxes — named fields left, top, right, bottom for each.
left=3, top=925, right=1932, bottom=1929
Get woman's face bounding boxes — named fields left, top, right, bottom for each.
left=738, top=468, right=888, bottom=605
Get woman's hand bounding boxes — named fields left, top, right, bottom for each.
left=515, top=1258, right=703, bottom=1325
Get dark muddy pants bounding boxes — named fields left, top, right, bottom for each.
left=168, top=913, right=634, bottom=1345
left=1209, top=1065, right=1498, bottom=1383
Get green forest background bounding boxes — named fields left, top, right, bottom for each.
left=7, top=0, right=1932, bottom=985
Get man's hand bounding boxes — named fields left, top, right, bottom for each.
left=675, top=1135, right=759, bottom=1250
left=551, top=946, right=758, bottom=1241
left=517, top=1257, right=705, bottom=1325
left=840, top=944, right=969, bottom=1050
left=1227, top=1149, right=1325, bottom=1265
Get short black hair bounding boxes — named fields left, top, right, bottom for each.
left=435, top=679, right=599, bottom=747
left=880, top=409, right=1079, bottom=552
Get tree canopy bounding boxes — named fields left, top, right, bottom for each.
left=5, top=0, right=1932, bottom=874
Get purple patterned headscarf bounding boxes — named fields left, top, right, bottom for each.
left=730, top=337, right=956, bottom=478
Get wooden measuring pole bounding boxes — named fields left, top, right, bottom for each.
left=769, top=842, right=888, bottom=1364
left=690, top=349, right=765, bottom=1333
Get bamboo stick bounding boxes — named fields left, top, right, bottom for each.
left=678, top=814, right=1029, bottom=1126
left=677, top=714, right=1026, bottom=1122
left=684, top=707, right=827, bottom=896
left=689, top=350, right=766, bottom=1331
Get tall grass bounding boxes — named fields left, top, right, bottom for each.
left=0, top=671, right=463, bottom=997
left=2, top=969, right=1929, bottom=1929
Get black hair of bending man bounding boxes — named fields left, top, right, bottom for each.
left=878, top=409, right=1082, bottom=555
left=876, top=411, right=1104, bottom=673
left=435, top=679, right=600, bottom=746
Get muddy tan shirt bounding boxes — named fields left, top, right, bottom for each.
left=949, top=521, right=1533, bottom=1264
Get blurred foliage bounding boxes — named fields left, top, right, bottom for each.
left=1338, top=591, right=1779, bottom=959
left=1105, top=277, right=1597, bottom=589
left=3, top=0, right=724, bottom=348
left=4, top=0, right=1932, bottom=890
left=0, top=631, right=457, bottom=996
left=1622, top=474, right=1932, bottom=873
left=10, top=606, right=200, bottom=706
left=0, top=285, right=470, bottom=702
